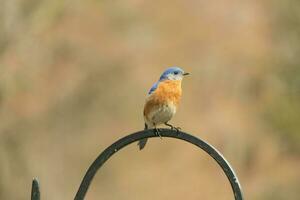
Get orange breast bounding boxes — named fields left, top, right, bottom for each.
left=144, top=80, right=182, bottom=117
left=155, top=80, right=182, bottom=105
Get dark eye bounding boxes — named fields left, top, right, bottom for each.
left=174, top=71, right=179, bottom=75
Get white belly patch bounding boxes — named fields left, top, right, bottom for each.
left=146, top=102, right=177, bottom=126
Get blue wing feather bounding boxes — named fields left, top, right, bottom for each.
left=148, top=82, right=159, bottom=94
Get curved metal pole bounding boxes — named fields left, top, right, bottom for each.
left=74, top=129, right=244, bottom=200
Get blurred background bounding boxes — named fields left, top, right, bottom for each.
left=0, top=0, right=300, bottom=199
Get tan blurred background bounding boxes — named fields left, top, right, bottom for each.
left=1, top=0, right=300, bottom=199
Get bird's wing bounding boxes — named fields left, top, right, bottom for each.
left=148, top=81, right=159, bottom=94
left=144, top=81, right=161, bottom=118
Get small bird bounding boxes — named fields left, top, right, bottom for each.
left=138, top=67, right=189, bottom=150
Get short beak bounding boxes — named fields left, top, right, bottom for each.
left=183, top=72, right=190, bottom=76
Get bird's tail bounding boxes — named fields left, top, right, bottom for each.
left=138, top=123, right=148, bottom=150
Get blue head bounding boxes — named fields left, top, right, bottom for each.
left=159, top=67, right=189, bottom=81
left=148, top=67, right=189, bottom=94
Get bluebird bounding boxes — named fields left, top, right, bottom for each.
left=138, top=67, right=189, bottom=150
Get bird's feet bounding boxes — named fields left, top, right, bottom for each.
left=154, top=127, right=162, bottom=139
left=164, top=123, right=181, bottom=133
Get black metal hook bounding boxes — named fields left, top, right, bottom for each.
left=31, top=129, right=244, bottom=200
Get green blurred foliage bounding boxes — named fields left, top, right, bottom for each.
left=263, top=0, right=300, bottom=152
